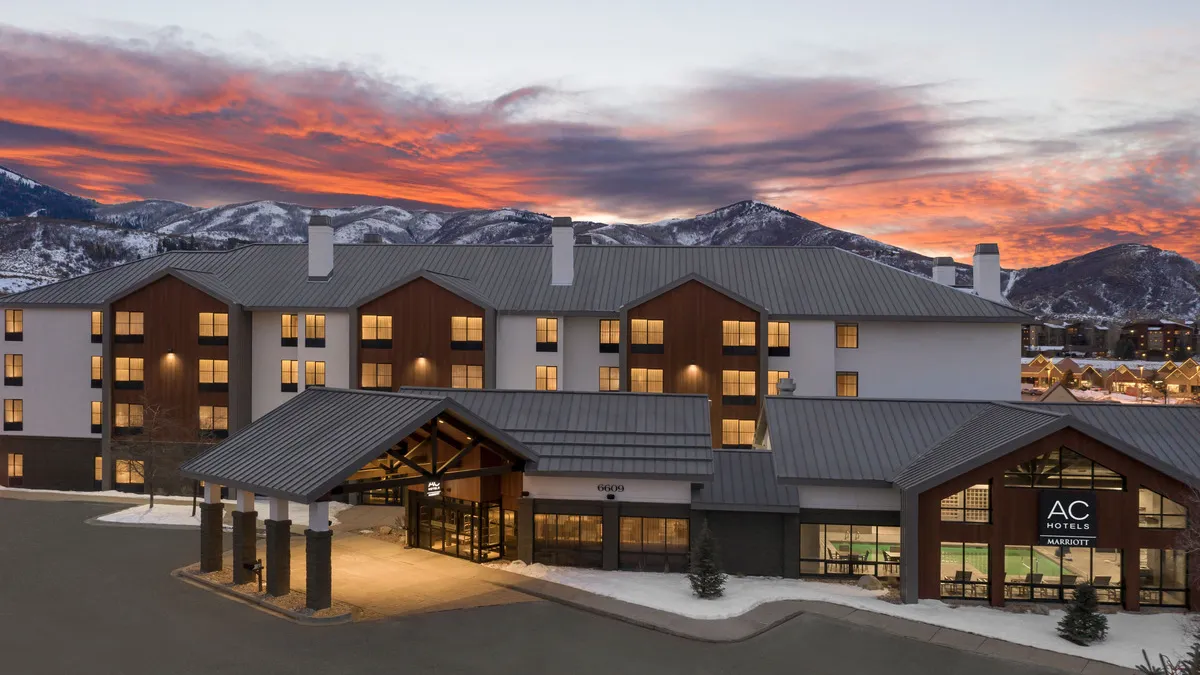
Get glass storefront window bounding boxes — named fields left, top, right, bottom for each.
left=1138, top=488, right=1187, bottom=529
left=533, top=513, right=603, bottom=568
left=619, top=517, right=689, bottom=572
left=799, top=524, right=901, bottom=579
left=1002, top=545, right=1123, bottom=603
left=940, top=483, right=990, bottom=522
left=1004, top=447, right=1125, bottom=491
left=940, top=542, right=989, bottom=599
left=1140, top=549, right=1188, bottom=607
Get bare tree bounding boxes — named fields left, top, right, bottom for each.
left=109, top=397, right=215, bottom=508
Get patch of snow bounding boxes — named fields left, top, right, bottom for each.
left=95, top=499, right=352, bottom=528
left=0, top=167, right=39, bottom=188
left=487, top=563, right=1192, bottom=668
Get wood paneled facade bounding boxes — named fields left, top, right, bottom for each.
left=917, top=427, right=1198, bottom=610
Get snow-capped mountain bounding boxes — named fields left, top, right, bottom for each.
left=95, top=199, right=199, bottom=230
left=0, top=166, right=96, bottom=220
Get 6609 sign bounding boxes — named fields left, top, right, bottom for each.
left=596, top=484, right=625, bottom=493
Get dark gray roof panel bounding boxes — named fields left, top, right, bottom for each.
left=4, top=244, right=1030, bottom=320
left=693, top=450, right=800, bottom=512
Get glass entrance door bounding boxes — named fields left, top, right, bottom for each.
left=413, top=494, right=504, bottom=563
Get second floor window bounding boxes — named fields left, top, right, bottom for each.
left=722, top=320, right=757, bottom=355
left=91, top=401, right=102, bottom=433
left=91, top=355, right=102, bottom=388
left=536, top=318, right=559, bottom=352
left=1004, top=447, right=1124, bottom=491
left=114, top=357, right=144, bottom=389
left=941, top=484, right=991, bottom=522
left=305, top=360, right=326, bottom=387
left=767, top=370, right=790, bottom=396
left=199, top=405, right=229, bottom=438
left=630, top=319, right=664, bottom=353
left=451, top=365, right=483, bottom=389
left=451, top=316, right=484, bottom=349
left=115, top=311, right=144, bottom=343
left=722, top=369, right=756, bottom=404
left=599, top=319, right=619, bottom=353
left=198, top=312, right=229, bottom=345
left=114, top=403, right=144, bottom=433
left=361, top=314, right=393, bottom=348
left=281, top=359, right=299, bottom=392
left=536, top=365, right=558, bottom=391
left=599, top=366, right=620, bottom=392
left=721, top=419, right=755, bottom=449
left=1139, top=488, right=1187, bottom=529
left=3, top=399, right=22, bottom=431
left=198, top=359, right=229, bottom=391
left=281, top=314, right=298, bottom=346
left=836, top=371, right=858, bottom=397
left=305, top=314, right=326, bottom=347
left=361, top=362, right=393, bottom=390
left=4, top=354, right=22, bottom=386
left=836, top=323, right=858, bottom=349
left=4, top=309, right=22, bottom=341
left=630, top=367, right=663, bottom=393
left=768, top=321, right=790, bottom=356
left=91, top=311, right=103, bottom=343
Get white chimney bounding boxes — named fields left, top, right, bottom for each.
left=551, top=216, right=575, bottom=286
left=932, top=257, right=957, bottom=286
left=972, top=243, right=1003, bottom=303
left=308, top=214, right=334, bottom=280
left=777, top=378, right=796, bottom=396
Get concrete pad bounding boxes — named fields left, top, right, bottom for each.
left=841, top=609, right=941, bottom=641
left=929, top=627, right=987, bottom=651
left=1081, top=660, right=1139, bottom=675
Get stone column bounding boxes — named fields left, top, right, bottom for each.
left=231, top=489, right=257, bottom=585
left=265, top=497, right=291, bottom=597
left=199, top=483, right=225, bottom=572
left=305, top=501, right=332, bottom=611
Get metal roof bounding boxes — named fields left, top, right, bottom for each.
left=4, top=244, right=1029, bottom=321
left=692, top=450, right=800, bottom=512
left=401, top=388, right=714, bottom=480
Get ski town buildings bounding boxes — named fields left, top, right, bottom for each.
left=2, top=217, right=1196, bottom=610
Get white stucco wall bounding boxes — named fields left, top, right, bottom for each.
left=0, top=307, right=100, bottom=438
left=795, top=485, right=901, bottom=511
left=563, top=317, right=618, bottom=391
left=767, top=321, right=836, bottom=396
left=296, top=310, right=350, bottom=391
left=250, top=311, right=299, bottom=421
left=522, top=475, right=692, bottom=504
left=496, top=315, right=564, bottom=390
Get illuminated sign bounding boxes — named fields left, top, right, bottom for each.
left=1038, top=490, right=1097, bottom=546
left=427, top=481, right=442, bottom=497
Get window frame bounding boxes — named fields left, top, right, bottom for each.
left=836, top=371, right=858, bottom=397
left=198, top=312, right=229, bottom=346
left=91, top=401, right=102, bottom=434
left=1139, top=548, right=1188, bottom=607
left=629, top=367, right=664, bottom=393
left=938, top=541, right=991, bottom=600
left=450, top=316, right=484, bottom=350
left=767, top=320, right=790, bottom=356
left=281, top=314, right=299, bottom=346
left=4, top=309, right=23, bottom=341
left=1003, top=447, right=1125, bottom=491
left=1138, top=488, right=1187, bottom=529
left=532, top=513, right=603, bottom=568
left=114, top=357, right=144, bottom=390
left=721, top=369, right=757, bottom=405
left=198, top=405, right=229, bottom=439
left=91, top=311, right=103, bottom=343
left=360, top=314, right=393, bottom=349
left=721, top=320, right=757, bottom=355
left=113, top=403, right=144, bottom=435
left=3, top=398, right=23, bottom=431
left=451, top=364, right=484, bottom=389
left=618, top=516, right=690, bottom=572
left=767, top=370, right=790, bottom=396
left=304, top=314, right=326, bottom=348
left=3, top=353, right=22, bottom=387
left=114, top=311, right=144, bottom=343
left=800, top=524, right=904, bottom=581
left=280, top=359, right=299, bottom=392
left=198, top=358, right=229, bottom=392
left=360, top=362, right=394, bottom=391
left=599, top=319, right=620, bottom=353
left=91, top=355, right=102, bottom=388
left=721, top=418, right=755, bottom=449
left=629, top=318, right=664, bottom=354
left=940, top=483, right=991, bottom=523
left=836, top=323, right=859, bottom=349
left=305, top=360, right=326, bottom=387
left=6, top=452, right=23, bottom=485
left=535, top=317, right=559, bottom=352
left=535, top=365, right=558, bottom=391
left=599, top=366, right=620, bottom=392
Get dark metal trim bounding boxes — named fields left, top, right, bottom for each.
left=630, top=343, right=664, bottom=354
left=91, top=379, right=102, bottom=389
left=599, top=343, right=619, bottom=353
left=281, top=383, right=298, bottom=393
left=281, top=337, right=298, bottom=347
left=304, top=337, right=326, bottom=348
left=113, top=334, right=143, bottom=344
left=3, top=377, right=21, bottom=387
left=91, top=423, right=102, bottom=434
left=535, top=342, right=558, bottom=353
left=114, top=380, right=143, bottom=390
left=768, top=346, right=790, bottom=357
left=3, top=332, right=22, bottom=342
left=360, top=339, right=392, bottom=349
left=199, top=382, right=229, bottom=393
left=198, top=335, right=229, bottom=346
left=722, top=395, right=756, bottom=406
left=722, top=345, right=757, bottom=356
left=2, top=422, right=22, bottom=431
left=91, top=334, right=102, bottom=344
left=450, top=340, right=483, bottom=351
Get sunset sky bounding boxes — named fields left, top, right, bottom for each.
left=1, top=1, right=1198, bottom=266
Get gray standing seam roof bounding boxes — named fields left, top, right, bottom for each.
left=3, top=244, right=1029, bottom=321
left=692, top=450, right=800, bottom=512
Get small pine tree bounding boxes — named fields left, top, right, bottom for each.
left=688, top=525, right=726, bottom=599
left=1057, top=583, right=1108, bottom=646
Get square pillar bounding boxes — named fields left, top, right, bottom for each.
left=199, top=483, right=224, bottom=572
left=782, top=514, right=801, bottom=579
left=306, top=502, right=332, bottom=611
left=231, top=490, right=257, bottom=585
left=516, top=498, right=534, bottom=563
left=601, top=502, right=619, bottom=571
left=265, top=498, right=291, bottom=597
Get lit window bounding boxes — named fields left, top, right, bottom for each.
left=451, top=365, right=483, bottom=389
left=198, top=312, right=229, bottom=344
left=361, top=315, right=393, bottom=345
left=630, top=368, right=664, bottom=393
left=4, top=354, right=22, bottom=386
left=4, top=309, right=23, bottom=339
left=91, top=311, right=103, bottom=342
left=281, top=314, right=298, bottom=345
left=1004, top=447, right=1124, bottom=491
left=536, top=365, right=558, bottom=391
left=361, top=362, right=393, bottom=390
left=115, top=357, right=144, bottom=387
left=91, top=355, right=102, bottom=387
left=836, top=323, right=858, bottom=349
left=199, top=405, right=229, bottom=435
left=767, top=370, right=790, bottom=395
left=721, top=370, right=756, bottom=397
left=599, top=319, right=620, bottom=352
left=91, top=401, right=102, bottom=432
left=115, top=459, right=144, bottom=485
left=630, top=319, right=664, bottom=345
left=114, top=403, right=144, bottom=431
left=536, top=318, right=559, bottom=352
left=768, top=321, right=790, bottom=353
left=305, top=361, right=326, bottom=387
left=198, top=359, right=229, bottom=386
left=941, top=484, right=991, bottom=522
left=451, top=316, right=484, bottom=345
left=3, top=399, right=23, bottom=430
left=7, top=453, right=22, bottom=479
left=836, top=372, right=858, bottom=397
left=1138, top=488, right=1187, bottom=529
left=721, top=419, right=755, bottom=448
left=281, top=359, right=299, bottom=392
left=722, top=320, right=756, bottom=347
left=599, top=366, right=620, bottom=391
left=94, top=456, right=103, bottom=482
left=304, top=314, right=326, bottom=347
left=115, top=311, right=144, bottom=337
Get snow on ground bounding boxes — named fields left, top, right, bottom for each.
left=94, top=498, right=351, bottom=528
left=488, top=562, right=1193, bottom=668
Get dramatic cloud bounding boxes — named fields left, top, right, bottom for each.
left=0, top=26, right=1197, bottom=266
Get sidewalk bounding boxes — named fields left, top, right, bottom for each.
left=0, top=486, right=197, bottom=506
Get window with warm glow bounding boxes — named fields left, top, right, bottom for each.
left=836, top=372, right=858, bottom=397
left=115, top=311, right=144, bottom=336
left=91, top=401, right=102, bottom=431
left=305, top=361, right=326, bottom=387
left=836, top=323, right=858, bottom=348
left=630, top=367, right=663, bottom=393
left=95, top=455, right=103, bottom=482
left=451, top=365, right=483, bottom=389
left=199, top=405, right=229, bottom=433
left=115, top=459, right=144, bottom=485
left=599, top=366, right=620, bottom=391
left=536, top=318, right=558, bottom=351
left=281, top=314, right=298, bottom=343
left=767, top=370, right=790, bottom=395
left=1139, top=488, right=1187, bottom=529
left=599, top=319, right=620, bottom=352
left=722, top=320, right=756, bottom=347
left=630, top=319, right=664, bottom=345
left=4, top=309, right=23, bottom=339
left=941, top=484, right=991, bottom=522
left=451, top=316, right=484, bottom=343
left=115, top=357, right=144, bottom=383
left=7, top=452, right=22, bottom=478
left=768, top=321, right=790, bottom=349
left=198, top=312, right=229, bottom=339
left=361, top=362, right=393, bottom=390
left=304, top=314, right=326, bottom=346
left=114, top=403, right=144, bottom=430
left=361, top=315, right=393, bottom=343
left=722, top=370, right=756, bottom=397
left=90, top=355, right=102, bottom=386
left=281, top=359, right=299, bottom=390
left=4, top=354, right=22, bottom=385
left=536, top=365, right=558, bottom=391
left=198, top=359, right=229, bottom=385
left=721, top=419, right=756, bottom=448
left=91, top=311, right=103, bottom=342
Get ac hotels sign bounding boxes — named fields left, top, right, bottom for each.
left=1038, top=490, right=1098, bottom=546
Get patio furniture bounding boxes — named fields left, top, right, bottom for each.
left=1091, top=576, right=1118, bottom=602
left=1060, top=574, right=1077, bottom=587
left=882, top=547, right=901, bottom=563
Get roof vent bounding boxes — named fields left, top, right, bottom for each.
left=307, top=215, right=334, bottom=281
left=362, top=233, right=383, bottom=244
left=777, top=378, right=796, bottom=396
left=932, top=256, right=956, bottom=286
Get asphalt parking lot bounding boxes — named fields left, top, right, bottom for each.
left=0, top=499, right=1064, bottom=675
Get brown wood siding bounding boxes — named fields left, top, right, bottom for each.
left=111, top=276, right=229, bottom=441
left=626, top=280, right=761, bottom=446
left=357, top=278, right=485, bottom=388
left=917, top=427, right=1197, bottom=610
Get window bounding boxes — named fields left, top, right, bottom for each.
left=3, top=399, right=22, bottom=431
left=836, top=372, right=858, bottom=397
left=360, top=314, right=393, bottom=348
left=768, top=321, right=790, bottom=356
left=1004, top=447, right=1124, bottom=490
left=115, top=459, right=144, bottom=490
left=721, top=369, right=756, bottom=405
left=4, top=309, right=22, bottom=341
left=94, top=455, right=103, bottom=488
left=304, top=314, right=326, bottom=347
left=451, top=316, right=484, bottom=349
left=940, top=484, right=990, bottom=523
left=721, top=419, right=755, bottom=448
left=199, top=405, right=229, bottom=438
left=536, top=365, right=558, bottom=391
left=938, top=542, right=990, bottom=599
left=114, top=357, right=144, bottom=389
left=1140, top=549, right=1188, bottom=607
left=91, top=401, right=102, bottom=434
left=1139, top=488, right=1187, bottom=529
left=1003, top=546, right=1123, bottom=604
left=800, top=524, right=903, bottom=579
left=630, top=367, right=663, bottom=393
left=6, top=453, right=22, bottom=486
left=197, top=312, right=229, bottom=345
left=767, top=370, right=790, bottom=396
left=722, top=320, right=757, bottom=355
left=361, top=362, right=393, bottom=390
left=91, top=311, right=103, bottom=343
left=114, top=403, right=144, bottom=434
left=836, top=323, right=858, bottom=349
left=114, top=311, right=144, bottom=343
left=533, top=513, right=603, bottom=568
left=533, top=317, right=560, bottom=352
left=281, top=314, right=298, bottom=346
left=619, top=517, right=690, bottom=572
left=281, top=359, right=298, bottom=392
left=599, top=366, right=620, bottom=392
left=629, top=318, right=664, bottom=354
left=305, top=360, right=326, bottom=387
left=451, top=365, right=483, bottom=389
left=90, top=355, right=102, bottom=388
left=198, top=359, right=229, bottom=392
left=599, top=319, right=619, bottom=353
left=3, top=354, right=21, bottom=386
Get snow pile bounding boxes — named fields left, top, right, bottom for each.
left=94, top=499, right=352, bottom=528
left=487, top=563, right=1192, bottom=668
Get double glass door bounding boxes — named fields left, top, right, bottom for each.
left=415, top=495, right=504, bottom=562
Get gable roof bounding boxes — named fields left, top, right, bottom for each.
left=1038, top=382, right=1081, bottom=402
left=2, top=244, right=1031, bottom=321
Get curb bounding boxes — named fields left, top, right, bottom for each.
left=173, top=568, right=353, bottom=626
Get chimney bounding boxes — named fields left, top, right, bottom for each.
left=972, top=243, right=1002, bottom=303
left=308, top=214, right=334, bottom=280
left=361, top=232, right=382, bottom=244
left=551, top=216, right=575, bottom=286
left=932, top=257, right=956, bottom=286
left=777, top=378, right=796, bottom=396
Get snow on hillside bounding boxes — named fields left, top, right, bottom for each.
left=0, top=168, right=39, bottom=189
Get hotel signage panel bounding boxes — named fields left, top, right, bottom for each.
left=1038, top=489, right=1097, bottom=546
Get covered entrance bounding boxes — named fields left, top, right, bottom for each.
left=412, top=493, right=508, bottom=562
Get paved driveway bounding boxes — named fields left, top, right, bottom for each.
left=0, top=500, right=1065, bottom=675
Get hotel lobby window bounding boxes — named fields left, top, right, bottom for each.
left=114, top=458, right=145, bottom=493
left=533, top=514, right=602, bottom=568
left=619, top=517, right=689, bottom=572
left=940, top=483, right=990, bottom=523
left=535, top=317, right=558, bottom=352
left=630, top=367, right=663, bottom=393
left=599, top=366, right=620, bottom=392
left=451, top=365, right=483, bottom=389
left=939, top=542, right=989, bottom=599
left=800, top=524, right=902, bottom=579
left=599, top=319, right=619, bottom=353
left=721, top=419, right=755, bottom=449
left=1004, top=447, right=1124, bottom=490
left=1140, top=548, right=1187, bottom=607
left=722, top=320, right=756, bottom=355
left=629, top=319, right=664, bottom=354
left=1138, top=488, right=1187, bottom=529
left=767, top=321, right=790, bottom=356
left=1002, top=545, right=1123, bottom=604
left=451, top=316, right=484, bottom=350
